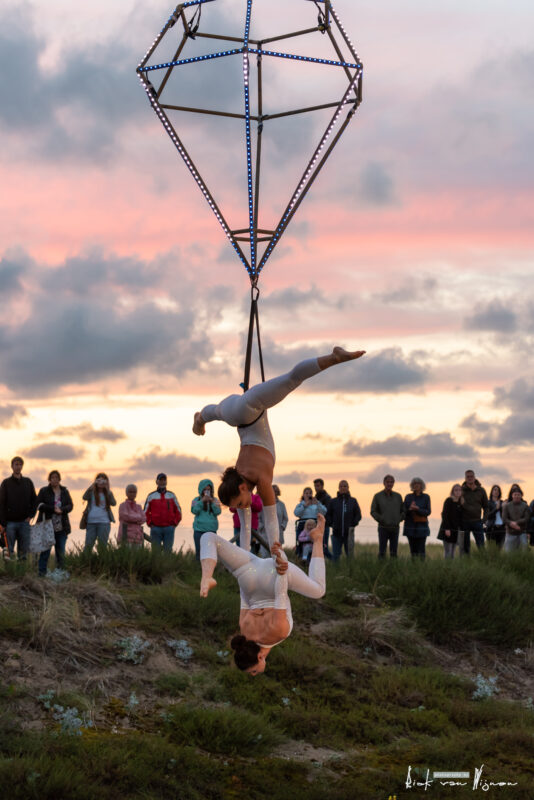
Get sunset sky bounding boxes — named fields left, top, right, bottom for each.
left=1, top=0, right=533, bottom=548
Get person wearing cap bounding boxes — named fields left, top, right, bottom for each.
left=144, top=473, right=182, bottom=552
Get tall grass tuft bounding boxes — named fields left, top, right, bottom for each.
left=66, top=542, right=189, bottom=584
left=162, top=703, right=283, bottom=754
left=331, top=551, right=534, bottom=646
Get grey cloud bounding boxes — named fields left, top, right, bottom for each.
left=260, top=286, right=347, bottom=318
left=0, top=404, right=28, bottom=428
left=130, top=449, right=222, bottom=477
left=50, top=422, right=126, bottom=443
left=460, top=413, right=492, bottom=435
left=0, top=256, right=26, bottom=297
left=0, top=250, right=213, bottom=393
left=0, top=298, right=206, bottom=392
left=0, top=7, right=143, bottom=162
left=275, top=471, right=308, bottom=485
left=297, top=433, right=341, bottom=443
left=463, top=412, right=534, bottom=448
left=344, top=432, right=475, bottom=459
left=493, top=378, right=534, bottom=413
left=373, top=276, right=438, bottom=306
left=464, top=300, right=517, bottom=333
left=54, top=252, right=166, bottom=295
left=358, top=161, right=396, bottom=206
left=25, top=443, right=86, bottom=461
left=358, top=458, right=513, bottom=486
left=264, top=345, right=429, bottom=394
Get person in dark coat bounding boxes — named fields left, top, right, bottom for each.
left=325, top=479, right=361, bottom=561
left=438, top=483, right=464, bottom=558
left=484, top=485, right=505, bottom=549
left=0, top=456, right=37, bottom=559
left=461, top=469, right=488, bottom=553
left=403, top=477, right=431, bottom=559
left=35, top=470, right=73, bottom=576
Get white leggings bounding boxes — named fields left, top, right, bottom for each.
left=200, top=357, right=321, bottom=430
left=200, top=532, right=326, bottom=612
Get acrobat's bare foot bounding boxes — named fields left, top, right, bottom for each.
left=332, top=346, right=366, bottom=363
left=193, top=411, right=206, bottom=436
left=200, top=577, right=217, bottom=597
left=310, top=513, right=326, bottom=543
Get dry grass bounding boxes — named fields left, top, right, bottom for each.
left=4, top=576, right=127, bottom=668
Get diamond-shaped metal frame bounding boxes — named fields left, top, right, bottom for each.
left=137, top=0, right=363, bottom=285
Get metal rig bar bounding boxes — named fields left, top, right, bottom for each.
left=329, top=3, right=361, bottom=63
left=263, top=100, right=342, bottom=121
left=139, top=75, right=251, bottom=273
left=257, top=69, right=361, bottom=274
left=248, top=47, right=360, bottom=70
left=324, top=21, right=354, bottom=84
left=139, top=47, right=243, bottom=72
left=260, top=26, right=321, bottom=45
left=274, top=98, right=359, bottom=245
left=138, top=7, right=181, bottom=70
left=160, top=103, right=253, bottom=120
left=182, top=0, right=216, bottom=8
left=195, top=31, right=260, bottom=45
left=157, top=33, right=189, bottom=98
left=232, top=228, right=274, bottom=235
left=243, top=0, right=256, bottom=276
left=235, top=236, right=272, bottom=242
left=252, top=44, right=264, bottom=271
left=138, top=0, right=364, bottom=283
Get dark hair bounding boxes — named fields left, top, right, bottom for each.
left=313, top=478, right=324, bottom=487
left=490, top=484, right=502, bottom=500
left=48, top=470, right=61, bottom=482
left=218, top=467, right=245, bottom=507
left=11, top=456, right=24, bottom=467
left=507, top=483, right=523, bottom=501
left=301, top=486, right=313, bottom=501
left=230, top=635, right=260, bottom=671
left=93, top=473, right=111, bottom=505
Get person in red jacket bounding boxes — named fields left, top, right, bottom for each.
left=143, top=473, right=181, bottom=552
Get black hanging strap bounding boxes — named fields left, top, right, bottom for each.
left=186, top=5, right=202, bottom=38
left=242, top=284, right=265, bottom=392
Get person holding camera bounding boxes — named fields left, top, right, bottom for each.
left=82, top=472, right=116, bottom=551
left=191, top=478, right=221, bottom=559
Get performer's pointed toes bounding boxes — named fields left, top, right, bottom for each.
left=332, top=346, right=366, bottom=363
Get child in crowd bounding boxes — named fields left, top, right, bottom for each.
left=297, top=519, right=315, bottom=563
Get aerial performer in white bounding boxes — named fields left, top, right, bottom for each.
left=193, top=346, right=365, bottom=673
left=199, top=514, right=326, bottom=674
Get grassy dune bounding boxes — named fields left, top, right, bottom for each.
left=1, top=543, right=534, bottom=799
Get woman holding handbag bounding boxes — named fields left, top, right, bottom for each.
left=35, top=470, right=73, bottom=576
left=82, top=473, right=116, bottom=551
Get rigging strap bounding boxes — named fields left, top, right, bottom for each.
left=242, top=284, right=265, bottom=392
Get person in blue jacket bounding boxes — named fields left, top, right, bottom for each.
left=191, top=479, right=221, bottom=560
left=403, top=477, right=431, bottom=559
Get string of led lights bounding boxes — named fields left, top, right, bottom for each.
left=137, top=0, right=363, bottom=385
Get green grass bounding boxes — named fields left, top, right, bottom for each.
left=1, top=541, right=534, bottom=798
left=66, top=543, right=190, bottom=584
left=162, top=703, right=283, bottom=755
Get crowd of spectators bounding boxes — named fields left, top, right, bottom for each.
left=1, top=457, right=533, bottom=575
